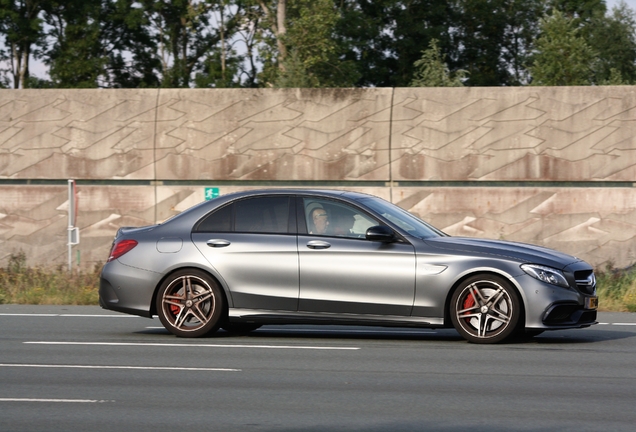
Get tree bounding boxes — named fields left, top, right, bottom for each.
left=501, top=0, right=547, bottom=85
left=548, top=0, right=606, bottom=21
left=40, top=0, right=109, bottom=88
left=410, top=38, right=466, bottom=87
left=450, top=0, right=547, bottom=86
left=102, top=0, right=161, bottom=88
left=586, top=1, right=636, bottom=84
left=0, top=0, right=44, bottom=88
left=529, top=9, right=597, bottom=86
left=277, top=0, right=358, bottom=87
left=253, top=0, right=358, bottom=87
left=336, top=0, right=456, bottom=87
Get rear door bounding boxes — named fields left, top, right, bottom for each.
left=192, top=195, right=299, bottom=311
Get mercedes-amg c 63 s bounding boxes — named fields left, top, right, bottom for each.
left=99, top=189, right=598, bottom=343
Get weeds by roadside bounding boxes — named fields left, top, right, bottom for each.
left=0, top=252, right=100, bottom=305
left=596, top=264, right=636, bottom=312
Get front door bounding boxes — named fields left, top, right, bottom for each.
left=298, top=197, right=416, bottom=316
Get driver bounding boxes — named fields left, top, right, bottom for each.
left=310, top=207, right=329, bottom=234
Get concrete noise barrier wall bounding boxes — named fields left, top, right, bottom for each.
left=1, top=87, right=635, bottom=269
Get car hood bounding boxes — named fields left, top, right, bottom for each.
left=422, top=236, right=580, bottom=270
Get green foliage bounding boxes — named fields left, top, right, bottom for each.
left=601, top=68, right=629, bottom=85
left=410, top=39, right=466, bottom=87
left=0, top=0, right=45, bottom=88
left=194, top=49, right=243, bottom=88
left=261, top=0, right=359, bottom=88
left=274, top=48, right=317, bottom=87
left=596, top=264, right=636, bottom=312
left=452, top=0, right=502, bottom=86
left=548, top=0, right=606, bottom=21
left=337, top=0, right=456, bottom=87
left=529, top=9, right=597, bottom=86
left=2, top=0, right=636, bottom=88
left=0, top=252, right=100, bottom=305
left=43, top=0, right=108, bottom=88
left=585, top=3, right=636, bottom=85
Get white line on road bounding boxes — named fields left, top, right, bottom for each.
left=598, top=323, right=636, bottom=326
left=0, top=398, right=112, bottom=403
left=25, top=341, right=360, bottom=350
left=0, top=363, right=240, bottom=372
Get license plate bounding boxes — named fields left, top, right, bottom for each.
left=585, top=296, right=598, bottom=309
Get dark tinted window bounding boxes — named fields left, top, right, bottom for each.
left=235, top=197, right=289, bottom=233
left=195, top=204, right=232, bottom=232
left=194, top=196, right=290, bottom=234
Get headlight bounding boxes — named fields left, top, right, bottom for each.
left=521, top=264, right=570, bottom=288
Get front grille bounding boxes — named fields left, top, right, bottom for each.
left=574, top=270, right=596, bottom=295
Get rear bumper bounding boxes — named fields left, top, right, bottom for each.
left=98, top=261, right=160, bottom=318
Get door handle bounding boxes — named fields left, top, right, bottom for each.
left=307, top=240, right=331, bottom=250
left=206, top=239, right=231, bottom=248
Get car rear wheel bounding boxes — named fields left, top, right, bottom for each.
left=156, top=270, right=224, bottom=338
left=450, top=275, right=521, bottom=344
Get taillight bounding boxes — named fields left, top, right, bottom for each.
left=108, top=239, right=138, bottom=262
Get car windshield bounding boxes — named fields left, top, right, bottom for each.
left=357, top=197, right=447, bottom=239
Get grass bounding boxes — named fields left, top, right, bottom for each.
left=0, top=252, right=100, bottom=305
left=0, top=251, right=635, bottom=312
left=596, top=264, right=636, bottom=312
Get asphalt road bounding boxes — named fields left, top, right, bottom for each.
left=1, top=305, right=635, bottom=432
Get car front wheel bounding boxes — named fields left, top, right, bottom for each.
left=156, top=270, right=224, bottom=338
left=450, top=275, right=521, bottom=344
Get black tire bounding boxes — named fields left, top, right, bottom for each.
left=222, top=323, right=262, bottom=334
left=156, top=269, right=224, bottom=338
left=450, top=274, right=521, bottom=344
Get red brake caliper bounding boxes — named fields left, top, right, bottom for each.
left=170, top=296, right=181, bottom=316
left=463, top=292, right=476, bottom=324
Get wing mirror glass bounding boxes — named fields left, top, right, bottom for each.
left=365, top=225, right=395, bottom=242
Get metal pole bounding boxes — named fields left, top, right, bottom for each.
left=68, top=180, right=72, bottom=272
left=68, top=180, right=75, bottom=273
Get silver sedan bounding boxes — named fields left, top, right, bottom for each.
left=99, top=189, right=598, bottom=343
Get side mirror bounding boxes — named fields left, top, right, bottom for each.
left=365, top=225, right=395, bottom=243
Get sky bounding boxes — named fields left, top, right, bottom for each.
left=608, top=0, right=636, bottom=9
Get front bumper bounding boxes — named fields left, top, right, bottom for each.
left=513, top=274, right=598, bottom=329
left=542, top=302, right=597, bottom=328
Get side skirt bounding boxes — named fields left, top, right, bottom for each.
left=227, top=308, right=445, bottom=328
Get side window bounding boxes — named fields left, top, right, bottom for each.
left=303, top=198, right=377, bottom=238
left=195, top=204, right=232, bottom=232
left=235, top=196, right=290, bottom=233
left=194, top=196, right=291, bottom=234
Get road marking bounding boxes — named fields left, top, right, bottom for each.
left=25, top=341, right=360, bottom=350
left=0, top=313, right=137, bottom=318
left=598, top=322, right=636, bottom=326
left=0, top=363, right=239, bottom=372
left=0, top=398, right=112, bottom=403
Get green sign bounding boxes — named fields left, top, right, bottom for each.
left=204, top=187, right=220, bottom=200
